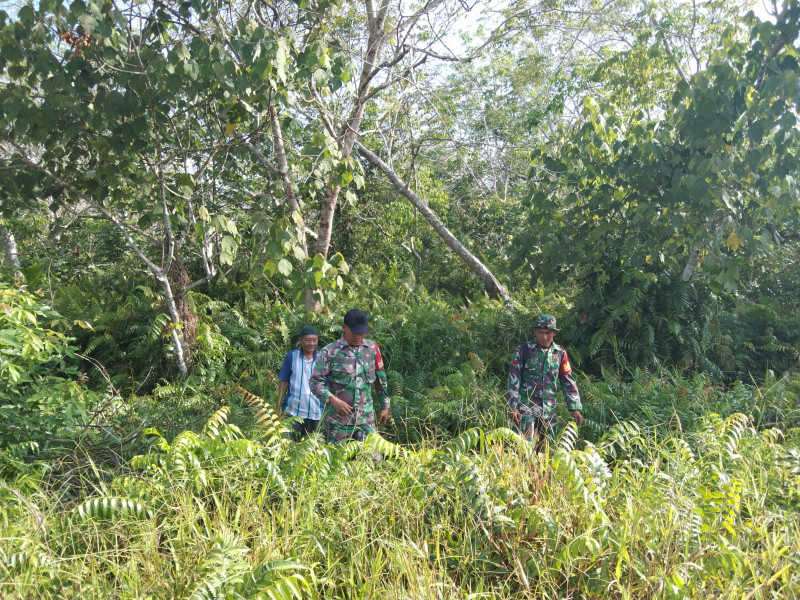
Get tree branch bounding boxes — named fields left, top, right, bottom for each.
left=355, top=140, right=510, bottom=303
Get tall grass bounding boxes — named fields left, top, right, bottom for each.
left=2, top=386, right=799, bottom=599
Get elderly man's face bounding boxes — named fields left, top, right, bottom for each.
left=342, top=324, right=365, bottom=347
left=299, top=334, right=318, bottom=356
left=534, top=327, right=556, bottom=348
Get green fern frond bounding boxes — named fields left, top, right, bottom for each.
left=722, top=413, right=751, bottom=458
left=352, top=433, right=406, bottom=460
left=577, top=442, right=612, bottom=490
left=222, top=439, right=257, bottom=458
left=234, top=386, right=289, bottom=445
left=130, top=453, right=165, bottom=471
left=604, top=421, right=644, bottom=456
left=74, top=496, right=153, bottom=521
left=552, top=449, right=585, bottom=499
left=669, top=437, right=696, bottom=464
left=203, top=406, right=231, bottom=440
left=142, top=427, right=170, bottom=452
left=149, top=313, right=170, bottom=341
left=234, top=560, right=312, bottom=600
left=760, top=428, right=784, bottom=445
left=84, top=332, right=116, bottom=355
left=443, top=428, right=485, bottom=456
left=2, top=551, right=31, bottom=573
left=557, top=422, right=579, bottom=453
left=448, top=453, right=492, bottom=522
left=255, top=461, right=288, bottom=496
left=434, top=365, right=459, bottom=376
left=184, top=536, right=249, bottom=600
left=153, top=383, right=180, bottom=399
left=485, top=427, right=525, bottom=446
left=111, top=475, right=164, bottom=499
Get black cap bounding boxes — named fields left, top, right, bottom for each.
left=343, top=309, right=369, bottom=334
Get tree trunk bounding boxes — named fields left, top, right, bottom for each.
left=0, top=225, right=23, bottom=279
left=314, top=0, right=391, bottom=259
left=157, top=272, right=189, bottom=375
left=355, top=140, right=511, bottom=304
left=268, top=107, right=319, bottom=313
left=167, top=253, right=195, bottom=365
left=243, top=125, right=319, bottom=312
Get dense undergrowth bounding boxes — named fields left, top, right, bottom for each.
left=2, top=281, right=800, bottom=598
left=2, top=398, right=799, bottom=599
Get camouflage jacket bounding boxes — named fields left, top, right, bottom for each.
left=309, top=338, right=390, bottom=426
left=506, top=341, right=581, bottom=425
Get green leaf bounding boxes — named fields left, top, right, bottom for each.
left=220, top=235, right=238, bottom=265
left=291, top=210, right=304, bottom=227
left=275, top=39, right=288, bottom=83
left=176, top=42, right=191, bottom=61
left=77, top=11, right=98, bottom=35
left=18, top=5, right=34, bottom=25
left=103, top=91, right=125, bottom=119
left=277, top=258, right=292, bottom=276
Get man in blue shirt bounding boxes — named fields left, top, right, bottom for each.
left=276, top=325, right=321, bottom=439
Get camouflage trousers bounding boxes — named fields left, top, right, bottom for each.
left=515, top=414, right=558, bottom=453
left=324, top=411, right=377, bottom=445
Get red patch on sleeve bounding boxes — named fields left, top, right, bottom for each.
left=375, top=344, right=384, bottom=371
left=560, top=352, right=572, bottom=374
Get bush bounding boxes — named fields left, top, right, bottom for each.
left=0, top=284, right=99, bottom=449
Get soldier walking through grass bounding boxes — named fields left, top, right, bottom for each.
left=507, top=314, right=583, bottom=451
left=310, top=309, right=391, bottom=443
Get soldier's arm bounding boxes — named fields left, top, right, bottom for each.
left=506, top=345, right=523, bottom=409
left=373, top=343, right=390, bottom=410
left=558, top=350, right=582, bottom=412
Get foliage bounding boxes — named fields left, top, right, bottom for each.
left=579, top=368, right=800, bottom=442
left=1, top=0, right=799, bottom=595
left=0, top=0, right=360, bottom=370
left=517, top=2, right=800, bottom=375
left=0, top=284, right=107, bottom=448
left=2, top=378, right=799, bottom=598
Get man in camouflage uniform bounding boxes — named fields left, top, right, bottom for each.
left=507, top=314, right=583, bottom=450
left=310, top=309, right=390, bottom=443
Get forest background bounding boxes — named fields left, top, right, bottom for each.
left=1, top=0, right=800, bottom=597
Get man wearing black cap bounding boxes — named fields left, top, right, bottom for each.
left=277, top=325, right=321, bottom=439
left=309, top=309, right=391, bottom=443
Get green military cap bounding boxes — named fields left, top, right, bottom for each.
left=534, top=314, right=560, bottom=331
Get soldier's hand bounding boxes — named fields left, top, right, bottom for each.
left=572, top=410, right=583, bottom=427
left=329, top=395, right=353, bottom=416
left=378, top=408, right=390, bottom=425
left=510, top=408, right=521, bottom=424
